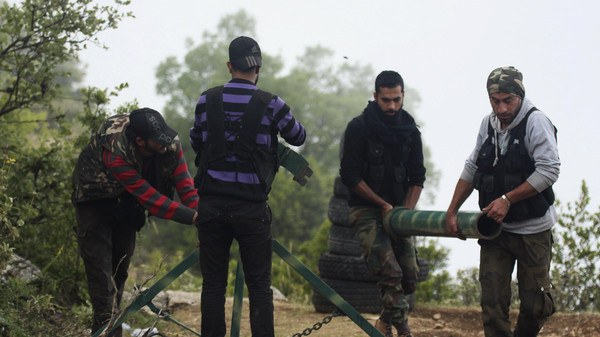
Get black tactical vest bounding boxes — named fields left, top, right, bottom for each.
left=194, top=86, right=278, bottom=200
left=359, top=114, right=412, bottom=205
left=473, top=108, right=556, bottom=222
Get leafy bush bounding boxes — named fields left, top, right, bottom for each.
left=551, top=181, right=600, bottom=312
left=0, top=278, right=89, bottom=336
left=271, top=219, right=331, bottom=303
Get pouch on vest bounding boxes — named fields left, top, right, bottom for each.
left=392, top=165, right=407, bottom=203
left=475, top=107, right=557, bottom=222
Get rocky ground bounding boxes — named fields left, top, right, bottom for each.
left=126, top=293, right=599, bottom=337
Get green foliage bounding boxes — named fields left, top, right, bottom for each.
left=426, top=265, right=519, bottom=309
left=0, top=154, right=23, bottom=270
left=7, top=137, right=86, bottom=304
left=0, top=1, right=133, bottom=335
left=269, top=162, right=331, bottom=245
left=271, top=219, right=331, bottom=303
left=453, top=267, right=480, bottom=306
left=0, top=0, right=133, bottom=118
left=417, top=269, right=453, bottom=303
left=413, top=238, right=456, bottom=304
left=551, top=180, right=600, bottom=312
left=0, top=278, right=88, bottom=336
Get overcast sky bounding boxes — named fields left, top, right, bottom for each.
left=79, top=0, right=600, bottom=276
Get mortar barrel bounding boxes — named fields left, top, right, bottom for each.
left=382, top=207, right=502, bottom=240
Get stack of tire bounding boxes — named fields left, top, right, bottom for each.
left=312, top=176, right=430, bottom=313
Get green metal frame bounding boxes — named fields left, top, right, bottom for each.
left=91, top=250, right=200, bottom=337
left=92, top=145, right=383, bottom=336
left=92, top=241, right=384, bottom=337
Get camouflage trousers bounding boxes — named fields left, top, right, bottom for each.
left=478, top=230, right=555, bottom=337
left=350, top=206, right=418, bottom=325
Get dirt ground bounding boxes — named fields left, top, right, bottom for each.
left=153, top=298, right=599, bottom=337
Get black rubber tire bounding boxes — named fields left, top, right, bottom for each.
left=318, top=253, right=378, bottom=282
left=319, top=254, right=430, bottom=280
left=332, top=176, right=350, bottom=199
left=312, top=278, right=382, bottom=313
left=327, top=195, right=351, bottom=227
left=320, top=253, right=430, bottom=283
left=312, top=279, right=418, bottom=313
left=327, top=224, right=362, bottom=257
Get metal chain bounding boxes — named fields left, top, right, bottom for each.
left=291, top=312, right=345, bottom=337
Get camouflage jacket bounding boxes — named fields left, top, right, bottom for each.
left=72, top=114, right=198, bottom=224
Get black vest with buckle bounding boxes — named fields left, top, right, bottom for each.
left=194, top=86, right=279, bottom=201
left=359, top=114, right=411, bottom=206
left=473, top=108, right=556, bottom=222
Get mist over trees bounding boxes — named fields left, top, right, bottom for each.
left=151, top=10, right=440, bottom=248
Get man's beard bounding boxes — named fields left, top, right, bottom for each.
left=144, top=142, right=163, bottom=155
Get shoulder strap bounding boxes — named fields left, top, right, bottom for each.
left=205, top=86, right=225, bottom=147
left=233, top=89, right=273, bottom=156
left=511, top=107, right=538, bottom=138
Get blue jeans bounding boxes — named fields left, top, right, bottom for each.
left=197, top=197, right=274, bottom=337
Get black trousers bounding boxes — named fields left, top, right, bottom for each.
left=74, top=198, right=139, bottom=337
left=197, top=197, right=274, bottom=337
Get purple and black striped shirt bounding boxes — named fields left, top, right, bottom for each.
left=190, top=78, right=306, bottom=193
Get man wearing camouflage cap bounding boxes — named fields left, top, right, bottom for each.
left=445, top=66, right=560, bottom=336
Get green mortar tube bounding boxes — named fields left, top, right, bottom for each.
left=383, top=207, right=502, bottom=240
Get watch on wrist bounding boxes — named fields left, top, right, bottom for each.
left=501, top=194, right=512, bottom=207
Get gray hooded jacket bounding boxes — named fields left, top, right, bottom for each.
left=461, top=97, right=560, bottom=234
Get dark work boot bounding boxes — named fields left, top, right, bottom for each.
left=374, top=318, right=395, bottom=337
left=394, top=320, right=413, bottom=337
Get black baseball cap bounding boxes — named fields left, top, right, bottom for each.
left=229, top=36, right=262, bottom=70
left=129, top=108, right=177, bottom=146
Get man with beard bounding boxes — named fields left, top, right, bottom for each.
left=72, top=108, right=199, bottom=337
left=340, top=70, right=426, bottom=337
left=445, top=66, right=560, bottom=336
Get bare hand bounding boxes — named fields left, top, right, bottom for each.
left=482, top=197, right=510, bottom=223
left=381, top=203, right=393, bottom=219
left=445, top=212, right=466, bottom=240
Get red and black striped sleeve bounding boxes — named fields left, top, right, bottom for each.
left=103, top=149, right=196, bottom=225
left=172, top=146, right=199, bottom=209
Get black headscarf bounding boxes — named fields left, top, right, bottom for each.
left=362, top=100, right=418, bottom=143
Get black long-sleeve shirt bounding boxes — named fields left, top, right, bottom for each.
left=340, top=110, right=426, bottom=207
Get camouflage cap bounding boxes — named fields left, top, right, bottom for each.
left=486, top=66, right=525, bottom=98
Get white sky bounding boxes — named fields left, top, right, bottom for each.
left=79, top=0, right=600, bottom=277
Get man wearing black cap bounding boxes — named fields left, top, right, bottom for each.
left=72, top=108, right=199, bottom=337
left=445, top=67, right=560, bottom=336
left=190, top=36, right=306, bottom=337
